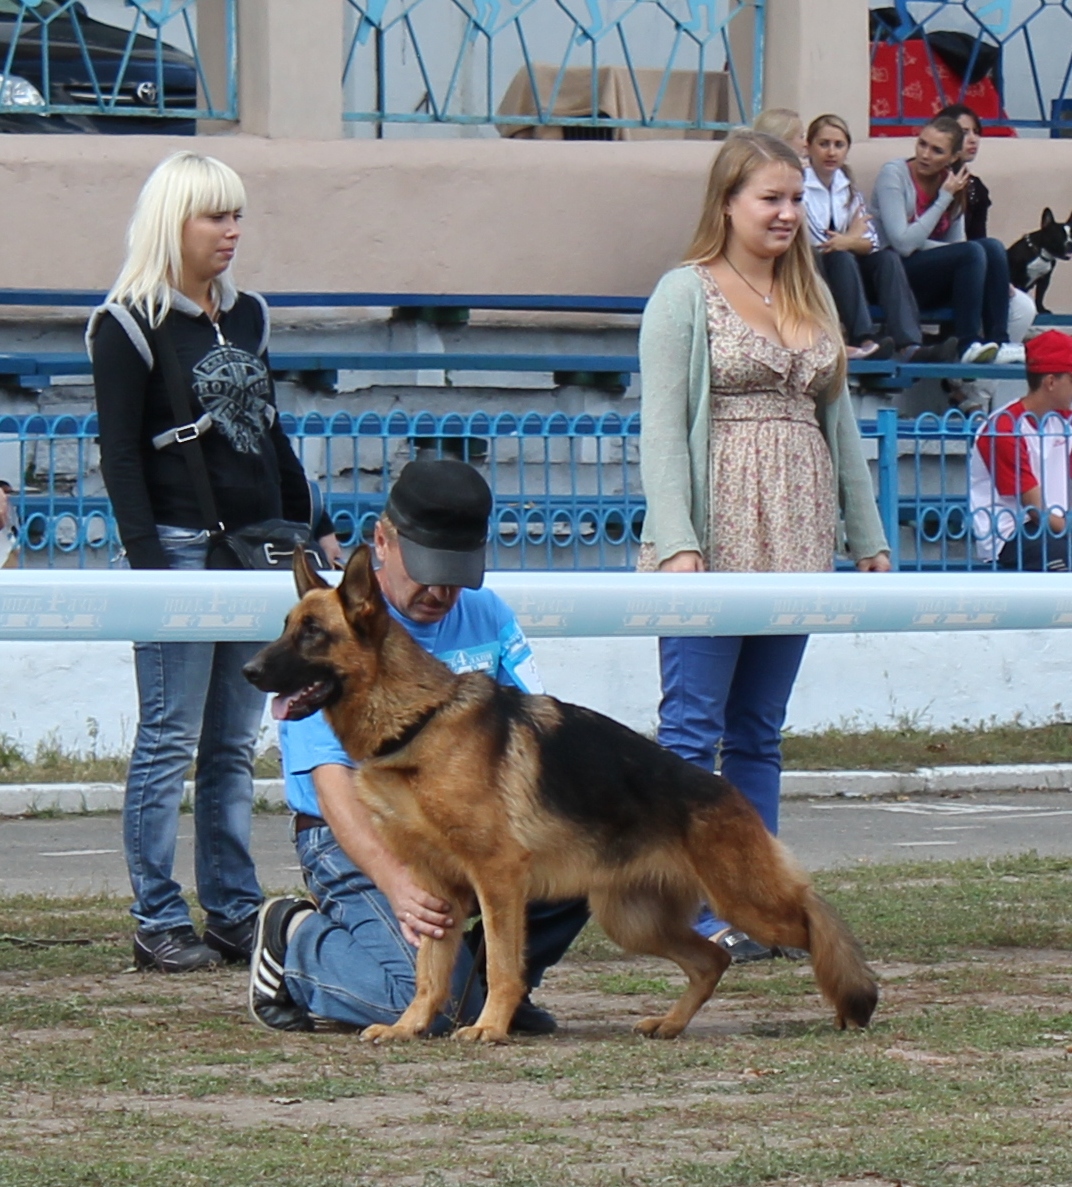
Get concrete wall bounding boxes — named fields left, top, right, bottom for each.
left=2, top=135, right=1071, bottom=310
left=5, top=630, right=1072, bottom=758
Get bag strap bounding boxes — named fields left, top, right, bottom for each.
left=143, top=315, right=224, bottom=534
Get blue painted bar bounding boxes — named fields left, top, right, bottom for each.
left=0, top=1, right=237, bottom=123
left=342, top=0, right=766, bottom=131
left=2, top=569, right=1072, bottom=642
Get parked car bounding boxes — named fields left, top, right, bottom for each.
left=0, top=0, right=198, bottom=133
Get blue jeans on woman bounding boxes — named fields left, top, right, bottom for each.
left=901, top=238, right=1010, bottom=351
left=123, top=525, right=265, bottom=934
left=286, top=823, right=589, bottom=1031
left=657, top=633, right=809, bottom=938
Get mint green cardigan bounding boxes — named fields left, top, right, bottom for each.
left=638, top=265, right=889, bottom=566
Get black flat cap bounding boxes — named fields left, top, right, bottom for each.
left=383, top=459, right=491, bottom=589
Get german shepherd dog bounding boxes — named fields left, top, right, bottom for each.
left=244, top=547, right=878, bottom=1044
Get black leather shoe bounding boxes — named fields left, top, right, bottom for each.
left=204, top=915, right=259, bottom=964
left=711, top=928, right=775, bottom=964
left=774, top=945, right=810, bottom=961
left=133, top=926, right=222, bottom=973
left=249, top=897, right=317, bottom=1032
left=509, top=995, right=558, bottom=1035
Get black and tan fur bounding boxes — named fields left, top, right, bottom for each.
left=244, top=547, right=878, bottom=1044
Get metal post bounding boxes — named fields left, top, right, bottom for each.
left=876, top=407, right=901, bottom=571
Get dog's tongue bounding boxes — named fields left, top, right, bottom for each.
left=271, top=693, right=298, bottom=721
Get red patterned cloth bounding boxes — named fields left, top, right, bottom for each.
left=870, top=39, right=1016, bottom=137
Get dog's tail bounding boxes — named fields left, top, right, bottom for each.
left=688, top=799, right=878, bottom=1029
left=800, top=887, right=878, bottom=1030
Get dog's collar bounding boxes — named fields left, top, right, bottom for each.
left=1025, top=233, right=1057, bottom=263
left=371, top=704, right=441, bottom=759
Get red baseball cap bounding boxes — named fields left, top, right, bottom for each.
left=1025, top=329, right=1072, bottom=374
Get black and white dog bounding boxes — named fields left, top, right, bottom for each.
left=1007, top=208, right=1072, bottom=314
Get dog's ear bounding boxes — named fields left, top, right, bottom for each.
left=1042, top=208, right=1055, bottom=227
left=337, top=544, right=389, bottom=638
left=294, top=546, right=330, bottom=598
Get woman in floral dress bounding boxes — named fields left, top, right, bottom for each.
left=638, top=130, right=891, bottom=961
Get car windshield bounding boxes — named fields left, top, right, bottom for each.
left=0, top=1, right=64, bottom=17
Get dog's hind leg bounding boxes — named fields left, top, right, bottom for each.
left=687, top=806, right=878, bottom=1030
left=591, top=883, right=731, bottom=1039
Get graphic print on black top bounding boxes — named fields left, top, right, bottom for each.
left=193, top=343, right=273, bottom=455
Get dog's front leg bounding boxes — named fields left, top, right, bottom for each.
left=1036, top=272, right=1052, bottom=314
left=454, top=876, right=528, bottom=1045
left=360, top=905, right=466, bottom=1044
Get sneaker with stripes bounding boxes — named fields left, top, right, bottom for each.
left=248, top=896, right=316, bottom=1032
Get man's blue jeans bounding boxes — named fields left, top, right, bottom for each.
left=123, top=526, right=265, bottom=933
left=657, top=634, right=808, bottom=938
left=286, top=822, right=589, bottom=1031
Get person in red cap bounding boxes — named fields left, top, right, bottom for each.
left=970, top=329, right=1072, bottom=569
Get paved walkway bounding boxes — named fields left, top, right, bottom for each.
left=2, top=790, right=1070, bottom=898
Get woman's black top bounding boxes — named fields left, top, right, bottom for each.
left=964, top=174, right=991, bottom=241
left=91, top=290, right=326, bottom=569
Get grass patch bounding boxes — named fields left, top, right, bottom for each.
left=782, top=717, right=1072, bottom=770
left=2, top=856, right=1072, bottom=1185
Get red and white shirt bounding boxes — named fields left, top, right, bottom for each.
left=970, top=399, right=1072, bottom=560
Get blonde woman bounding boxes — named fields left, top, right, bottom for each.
left=752, top=107, right=806, bottom=160
left=639, top=130, right=890, bottom=961
left=88, top=152, right=340, bottom=973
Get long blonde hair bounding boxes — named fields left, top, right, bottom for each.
left=107, top=151, right=246, bottom=327
left=684, top=129, right=846, bottom=394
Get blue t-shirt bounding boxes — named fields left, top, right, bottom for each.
left=280, top=586, right=542, bottom=816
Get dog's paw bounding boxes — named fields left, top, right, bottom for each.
left=359, top=1023, right=416, bottom=1044
left=453, top=1024, right=511, bottom=1044
left=633, top=1015, right=685, bottom=1040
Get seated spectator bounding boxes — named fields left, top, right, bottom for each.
left=970, top=330, right=1072, bottom=570
left=937, top=102, right=1035, bottom=348
left=803, top=113, right=956, bottom=363
left=249, top=459, right=588, bottom=1034
left=870, top=114, right=1016, bottom=365
left=753, top=107, right=807, bottom=160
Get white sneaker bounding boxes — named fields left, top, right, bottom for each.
left=994, top=343, right=1026, bottom=365
left=961, top=341, right=1000, bottom=364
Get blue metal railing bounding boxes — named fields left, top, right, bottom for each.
left=870, top=0, right=1072, bottom=135
left=0, top=0, right=237, bottom=125
left=342, top=0, right=765, bottom=134
left=4, top=406, right=1071, bottom=573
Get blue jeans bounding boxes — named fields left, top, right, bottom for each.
left=902, top=238, right=1010, bottom=350
left=286, top=823, right=589, bottom=1031
left=123, top=526, right=265, bottom=933
left=657, top=634, right=808, bottom=937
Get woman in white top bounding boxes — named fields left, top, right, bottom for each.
left=804, top=113, right=954, bottom=362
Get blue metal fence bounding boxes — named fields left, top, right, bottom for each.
left=870, top=0, right=1072, bottom=134
left=342, top=0, right=765, bottom=134
left=0, top=0, right=237, bottom=126
left=4, top=406, right=1071, bottom=573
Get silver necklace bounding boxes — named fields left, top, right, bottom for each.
left=723, top=254, right=775, bottom=306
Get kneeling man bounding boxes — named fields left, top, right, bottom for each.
left=250, top=459, right=588, bottom=1033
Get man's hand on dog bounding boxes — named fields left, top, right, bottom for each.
left=379, top=868, right=455, bottom=947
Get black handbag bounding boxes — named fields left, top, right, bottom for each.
left=151, top=320, right=328, bottom=572
left=205, top=517, right=328, bottom=572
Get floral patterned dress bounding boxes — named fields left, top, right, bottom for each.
left=639, top=265, right=841, bottom=574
